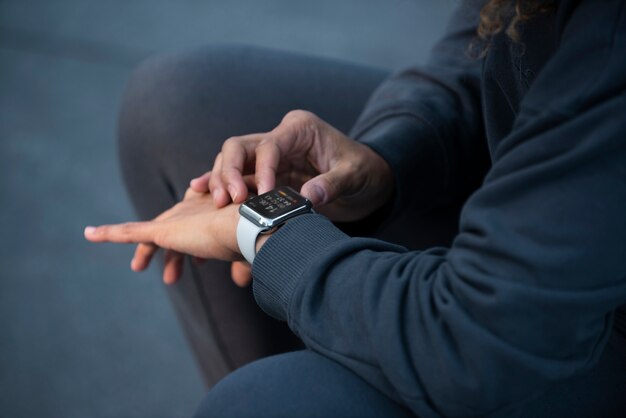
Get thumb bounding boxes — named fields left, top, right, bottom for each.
left=300, top=164, right=355, bottom=207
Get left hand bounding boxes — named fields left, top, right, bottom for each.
left=85, top=189, right=243, bottom=284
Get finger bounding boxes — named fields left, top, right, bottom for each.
left=163, top=250, right=184, bottom=285
left=131, top=243, right=158, bottom=272
left=230, top=261, right=252, bottom=287
left=184, top=187, right=204, bottom=200
left=209, top=153, right=230, bottom=206
left=220, top=136, right=259, bottom=203
left=254, top=139, right=281, bottom=194
left=300, top=162, right=356, bottom=207
left=190, top=171, right=211, bottom=193
left=84, top=222, right=154, bottom=244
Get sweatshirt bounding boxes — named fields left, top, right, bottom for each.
left=251, top=0, right=626, bottom=416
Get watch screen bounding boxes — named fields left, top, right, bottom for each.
left=245, top=186, right=309, bottom=219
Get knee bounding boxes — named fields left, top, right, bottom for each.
left=118, top=50, right=192, bottom=155
left=192, top=351, right=413, bottom=418
left=117, top=52, right=184, bottom=162
left=192, top=357, right=267, bottom=418
left=117, top=45, right=248, bottom=160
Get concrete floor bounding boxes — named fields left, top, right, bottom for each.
left=0, top=1, right=455, bottom=417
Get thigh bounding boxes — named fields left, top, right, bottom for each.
left=119, top=45, right=389, bottom=198
left=118, top=45, right=389, bottom=386
left=193, top=350, right=415, bottom=418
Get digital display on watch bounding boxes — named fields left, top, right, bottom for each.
left=244, top=186, right=310, bottom=219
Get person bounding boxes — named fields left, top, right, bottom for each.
left=85, top=0, right=626, bottom=416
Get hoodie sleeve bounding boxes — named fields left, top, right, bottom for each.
left=252, top=1, right=626, bottom=416
left=350, top=0, right=489, bottom=215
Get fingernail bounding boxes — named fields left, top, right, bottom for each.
left=130, top=257, right=141, bottom=270
left=228, top=185, right=238, bottom=201
left=256, top=182, right=264, bottom=195
left=84, top=226, right=96, bottom=235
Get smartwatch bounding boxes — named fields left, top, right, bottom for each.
left=237, top=186, right=313, bottom=264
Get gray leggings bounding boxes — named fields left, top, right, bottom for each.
left=117, top=44, right=447, bottom=384
left=117, top=45, right=438, bottom=417
left=118, top=45, right=463, bottom=388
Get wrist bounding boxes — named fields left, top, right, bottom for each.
left=224, top=203, right=244, bottom=259
left=256, top=234, right=271, bottom=253
left=236, top=186, right=313, bottom=264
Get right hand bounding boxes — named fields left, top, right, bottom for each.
left=190, top=110, right=394, bottom=222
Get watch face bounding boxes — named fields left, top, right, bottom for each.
left=244, top=186, right=311, bottom=220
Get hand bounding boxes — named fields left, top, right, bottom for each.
left=189, top=110, right=394, bottom=222
left=84, top=189, right=243, bottom=284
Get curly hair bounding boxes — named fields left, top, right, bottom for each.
left=472, top=0, right=556, bottom=57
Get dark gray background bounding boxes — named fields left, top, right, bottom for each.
left=0, top=1, right=456, bottom=417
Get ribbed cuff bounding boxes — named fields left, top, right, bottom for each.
left=251, top=214, right=349, bottom=321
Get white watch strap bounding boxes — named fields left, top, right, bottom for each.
left=237, top=216, right=265, bottom=264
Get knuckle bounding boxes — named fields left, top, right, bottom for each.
left=283, top=109, right=316, bottom=125
left=120, top=223, right=133, bottom=235
left=342, top=158, right=361, bottom=175
left=257, top=166, right=274, bottom=176
left=257, top=138, right=280, bottom=155
left=153, top=231, right=167, bottom=248
left=222, top=136, right=241, bottom=152
left=258, top=136, right=276, bottom=147
left=281, top=110, right=321, bottom=143
left=223, top=166, right=241, bottom=180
